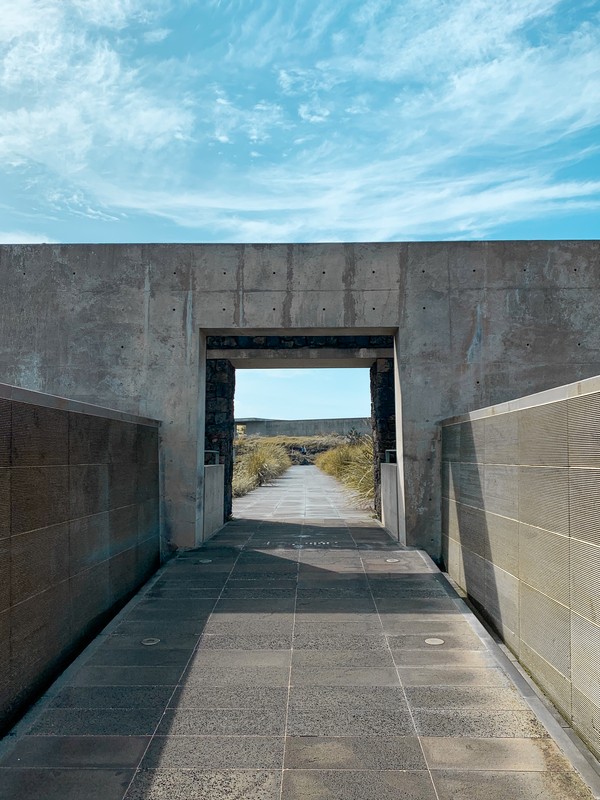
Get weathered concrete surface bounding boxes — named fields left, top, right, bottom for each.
left=0, top=467, right=596, bottom=800
left=236, top=417, right=371, bottom=437
left=202, top=464, right=225, bottom=540
left=381, top=462, right=400, bottom=537
left=1, top=241, right=599, bottom=555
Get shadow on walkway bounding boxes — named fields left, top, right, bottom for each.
left=0, top=468, right=594, bottom=800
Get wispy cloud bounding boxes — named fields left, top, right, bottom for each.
left=0, top=0, right=599, bottom=241
left=0, top=1, right=192, bottom=175
left=144, top=28, right=171, bottom=43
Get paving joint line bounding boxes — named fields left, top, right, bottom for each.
left=350, top=527, right=442, bottom=800
left=120, top=537, right=248, bottom=800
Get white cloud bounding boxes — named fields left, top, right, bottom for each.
left=0, top=1, right=193, bottom=175
left=0, top=231, right=57, bottom=243
left=211, top=92, right=286, bottom=144
left=70, top=0, right=167, bottom=30
left=144, top=28, right=171, bottom=43
left=1, top=0, right=599, bottom=242
left=298, top=101, right=330, bottom=123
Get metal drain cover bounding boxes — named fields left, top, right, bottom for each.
left=141, top=638, right=161, bottom=646
left=425, top=637, right=445, bottom=646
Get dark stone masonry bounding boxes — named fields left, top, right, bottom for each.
left=204, top=359, right=235, bottom=519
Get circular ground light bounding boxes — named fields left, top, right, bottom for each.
left=197, top=559, right=212, bottom=564
left=425, top=637, right=445, bottom=646
left=385, top=558, right=400, bottom=563
left=141, top=638, right=161, bottom=646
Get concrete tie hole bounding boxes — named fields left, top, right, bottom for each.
left=425, top=637, right=445, bottom=646
left=141, top=638, right=161, bottom=646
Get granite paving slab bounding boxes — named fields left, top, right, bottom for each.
left=0, top=466, right=596, bottom=800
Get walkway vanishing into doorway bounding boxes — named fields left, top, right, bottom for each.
left=0, top=468, right=594, bottom=800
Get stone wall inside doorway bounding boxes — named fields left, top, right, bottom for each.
left=370, top=357, right=396, bottom=516
left=204, top=359, right=235, bottom=520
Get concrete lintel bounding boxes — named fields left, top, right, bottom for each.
left=202, top=327, right=398, bottom=337
left=207, top=347, right=393, bottom=368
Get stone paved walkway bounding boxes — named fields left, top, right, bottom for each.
left=0, top=466, right=596, bottom=799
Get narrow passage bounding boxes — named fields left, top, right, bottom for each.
left=0, top=467, right=595, bottom=799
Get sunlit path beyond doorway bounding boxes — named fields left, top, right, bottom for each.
left=233, top=464, right=370, bottom=522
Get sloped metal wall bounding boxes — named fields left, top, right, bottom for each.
left=0, top=387, right=160, bottom=734
left=442, top=388, right=600, bottom=759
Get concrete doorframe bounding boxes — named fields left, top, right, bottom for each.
left=195, top=328, right=405, bottom=546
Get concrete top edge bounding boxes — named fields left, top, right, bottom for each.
left=0, top=382, right=160, bottom=427
left=0, top=239, right=599, bottom=247
left=442, top=373, right=600, bottom=426
left=235, top=416, right=370, bottom=423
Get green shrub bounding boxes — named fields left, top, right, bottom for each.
left=315, top=435, right=375, bottom=506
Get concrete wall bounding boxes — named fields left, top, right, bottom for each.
left=203, top=464, right=225, bottom=540
left=0, top=383, right=160, bottom=734
left=441, top=375, right=600, bottom=760
left=236, top=417, right=371, bottom=437
left=1, top=241, right=599, bottom=556
left=381, top=463, right=400, bottom=538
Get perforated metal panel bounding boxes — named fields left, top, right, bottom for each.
left=443, top=535, right=461, bottom=583
left=459, top=463, right=485, bottom=508
left=484, top=464, right=519, bottom=519
left=442, top=423, right=461, bottom=462
left=518, top=401, right=568, bottom=466
left=572, top=687, right=600, bottom=759
left=571, top=613, right=600, bottom=707
left=442, top=461, right=458, bottom=500
left=485, top=412, right=518, bottom=466
left=442, top=497, right=460, bottom=541
left=485, top=512, right=518, bottom=576
left=11, top=402, right=69, bottom=467
left=518, top=466, right=569, bottom=535
left=462, top=548, right=486, bottom=604
left=571, top=614, right=600, bottom=757
left=570, top=539, right=600, bottom=626
left=485, top=561, right=520, bottom=643
left=570, top=468, right=600, bottom=546
left=519, top=524, right=570, bottom=606
left=520, top=583, right=571, bottom=678
left=460, top=419, right=485, bottom=463
left=457, top=503, right=486, bottom=557
left=568, top=393, right=600, bottom=467
left=0, top=469, right=9, bottom=540
left=441, top=388, right=600, bottom=761
left=0, top=399, right=10, bottom=468
left=520, top=641, right=572, bottom=720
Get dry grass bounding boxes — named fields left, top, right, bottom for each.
left=315, top=435, right=375, bottom=506
left=232, top=439, right=292, bottom=498
left=235, top=434, right=346, bottom=465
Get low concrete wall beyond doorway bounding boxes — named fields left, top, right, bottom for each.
left=441, top=374, right=600, bottom=761
left=203, top=464, right=225, bottom=540
left=0, top=384, right=160, bottom=735
left=381, top=462, right=400, bottom=538
left=236, top=417, right=371, bottom=437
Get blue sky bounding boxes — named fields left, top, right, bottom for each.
left=1, top=0, right=599, bottom=417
